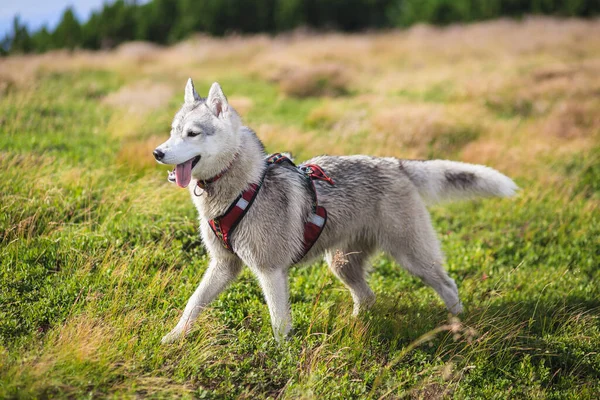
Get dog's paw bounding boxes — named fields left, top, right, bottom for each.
left=352, top=292, right=376, bottom=316
left=161, top=329, right=184, bottom=344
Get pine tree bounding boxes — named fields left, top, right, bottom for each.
left=52, top=7, right=82, bottom=50
left=31, top=26, right=53, bottom=53
left=6, top=16, right=34, bottom=54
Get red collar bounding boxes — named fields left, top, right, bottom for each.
left=194, top=153, right=239, bottom=195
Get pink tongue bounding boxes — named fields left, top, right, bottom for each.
left=175, top=159, right=193, bottom=188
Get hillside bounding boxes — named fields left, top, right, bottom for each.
left=1, top=17, right=599, bottom=398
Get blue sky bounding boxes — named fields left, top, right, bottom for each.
left=0, top=0, right=118, bottom=38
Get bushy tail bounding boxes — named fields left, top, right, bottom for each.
left=399, top=159, right=518, bottom=204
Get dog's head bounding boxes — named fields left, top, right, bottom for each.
left=154, top=79, right=242, bottom=188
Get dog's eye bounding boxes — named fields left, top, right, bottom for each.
left=187, top=130, right=201, bottom=137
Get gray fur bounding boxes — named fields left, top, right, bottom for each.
left=444, top=171, right=477, bottom=189
left=156, top=80, right=518, bottom=343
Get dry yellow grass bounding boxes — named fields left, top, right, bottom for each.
left=102, top=81, right=174, bottom=114
left=542, top=98, right=600, bottom=139
left=2, top=17, right=598, bottom=175
left=228, top=95, right=254, bottom=116
left=117, top=135, right=168, bottom=170
left=277, top=63, right=352, bottom=98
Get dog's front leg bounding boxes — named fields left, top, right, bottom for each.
left=161, top=257, right=242, bottom=344
left=255, top=268, right=292, bottom=342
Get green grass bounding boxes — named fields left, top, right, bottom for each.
left=1, top=66, right=599, bottom=399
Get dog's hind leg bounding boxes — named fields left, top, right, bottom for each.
left=325, top=242, right=376, bottom=316
left=254, top=268, right=292, bottom=342
left=393, top=248, right=462, bottom=315
left=161, top=257, right=242, bottom=344
left=381, top=203, right=462, bottom=315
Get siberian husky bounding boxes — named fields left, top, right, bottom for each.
left=154, top=79, right=517, bottom=343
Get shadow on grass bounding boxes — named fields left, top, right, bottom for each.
left=294, top=290, right=600, bottom=382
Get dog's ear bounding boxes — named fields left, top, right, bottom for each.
left=184, top=78, right=201, bottom=104
left=206, top=82, right=228, bottom=118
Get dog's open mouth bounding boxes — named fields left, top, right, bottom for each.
left=168, top=156, right=201, bottom=188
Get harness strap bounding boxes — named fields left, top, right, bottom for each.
left=208, top=153, right=334, bottom=262
left=266, top=153, right=293, bottom=166
left=297, top=203, right=327, bottom=263
left=208, top=182, right=261, bottom=252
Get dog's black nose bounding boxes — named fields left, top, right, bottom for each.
left=153, top=149, right=165, bottom=161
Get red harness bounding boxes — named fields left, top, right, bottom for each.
left=208, top=153, right=335, bottom=262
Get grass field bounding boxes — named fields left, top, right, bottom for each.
left=1, top=17, right=599, bottom=398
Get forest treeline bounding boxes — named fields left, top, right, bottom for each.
left=2, top=0, right=599, bottom=55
